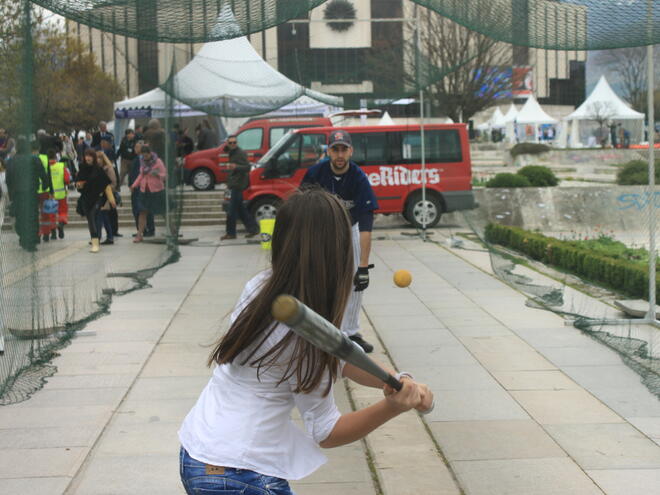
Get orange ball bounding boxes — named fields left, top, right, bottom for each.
left=393, top=269, right=412, bottom=288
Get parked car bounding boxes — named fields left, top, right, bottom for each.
left=183, top=116, right=332, bottom=190
left=242, top=124, right=476, bottom=228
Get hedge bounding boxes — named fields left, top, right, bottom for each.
left=485, top=173, right=532, bottom=188
left=517, top=165, right=559, bottom=187
left=484, top=223, right=659, bottom=303
left=616, top=159, right=660, bottom=185
left=510, top=143, right=551, bottom=158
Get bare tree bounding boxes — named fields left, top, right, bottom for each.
left=585, top=101, right=616, bottom=148
left=592, top=46, right=660, bottom=112
left=365, top=8, right=512, bottom=123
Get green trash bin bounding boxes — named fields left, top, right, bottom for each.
left=260, top=219, right=275, bottom=250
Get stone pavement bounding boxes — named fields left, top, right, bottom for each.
left=1, top=226, right=659, bottom=494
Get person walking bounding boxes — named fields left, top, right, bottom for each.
left=129, top=141, right=155, bottom=237
left=76, top=149, right=115, bottom=253
left=178, top=188, right=433, bottom=495
left=220, top=135, right=259, bottom=240
left=130, top=145, right=167, bottom=243
left=96, top=151, right=118, bottom=245
left=301, top=130, right=378, bottom=353
left=5, top=139, right=50, bottom=251
left=37, top=149, right=57, bottom=243
left=47, top=149, right=72, bottom=239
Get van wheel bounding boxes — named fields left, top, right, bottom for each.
left=405, top=192, right=442, bottom=229
left=251, top=197, right=281, bottom=223
left=191, top=168, right=214, bottom=191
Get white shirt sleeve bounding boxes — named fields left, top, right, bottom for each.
left=290, top=371, right=342, bottom=445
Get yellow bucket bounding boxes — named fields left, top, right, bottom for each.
left=260, top=219, right=275, bottom=250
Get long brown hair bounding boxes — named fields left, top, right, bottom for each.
left=209, top=188, right=354, bottom=395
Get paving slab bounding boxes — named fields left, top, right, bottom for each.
left=429, top=420, right=566, bottom=462
left=545, top=423, right=660, bottom=469
left=511, top=390, right=625, bottom=425
left=587, top=468, right=660, bottom=495
left=452, top=457, right=604, bottom=495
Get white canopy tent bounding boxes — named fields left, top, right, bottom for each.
left=503, top=103, right=519, bottom=143
left=378, top=112, right=395, bottom=126
left=489, top=107, right=507, bottom=129
left=514, top=96, right=558, bottom=143
left=566, top=75, right=644, bottom=147
left=113, top=35, right=342, bottom=142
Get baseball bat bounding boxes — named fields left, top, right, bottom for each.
left=272, top=294, right=403, bottom=391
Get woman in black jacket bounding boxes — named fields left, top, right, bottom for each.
left=76, top=149, right=115, bottom=253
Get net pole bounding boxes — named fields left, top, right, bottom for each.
left=647, top=42, right=656, bottom=321
left=647, top=0, right=657, bottom=323
left=415, top=7, right=427, bottom=240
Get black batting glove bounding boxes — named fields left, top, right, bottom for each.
left=354, top=264, right=374, bottom=292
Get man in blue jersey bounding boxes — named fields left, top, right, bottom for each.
left=302, top=130, right=378, bottom=353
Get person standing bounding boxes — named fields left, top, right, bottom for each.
left=301, top=130, right=378, bottom=353
left=91, top=121, right=114, bottom=151
left=118, top=128, right=137, bottom=188
left=96, top=151, right=118, bottom=245
left=61, top=134, right=78, bottom=180
left=144, top=119, right=166, bottom=160
left=5, top=139, right=50, bottom=251
left=129, top=141, right=155, bottom=237
left=178, top=189, right=433, bottom=495
left=130, top=145, right=167, bottom=243
left=220, top=135, right=259, bottom=241
left=76, top=149, right=115, bottom=253
left=196, top=119, right=218, bottom=151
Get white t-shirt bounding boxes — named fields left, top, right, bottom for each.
left=178, top=271, right=342, bottom=480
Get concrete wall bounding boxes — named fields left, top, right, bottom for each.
left=510, top=148, right=647, bottom=167
left=449, top=186, right=660, bottom=236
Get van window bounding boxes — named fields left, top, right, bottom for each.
left=237, top=128, right=263, bottom=151
left=270, top=127, right=289, bottom=145
left=350, top=132, right=391, bottom=167
left=402, top=129, right=462, bottom=163
left=270, top=133, right=326, bottom=177
left=270, top=125, right=327, bottom=146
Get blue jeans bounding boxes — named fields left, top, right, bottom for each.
left=179, top=447, right=295, bottom=495
left=226, top=188, right=258, bottom=236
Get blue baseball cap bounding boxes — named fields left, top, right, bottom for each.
left=328, top=130, right=352, bottom=148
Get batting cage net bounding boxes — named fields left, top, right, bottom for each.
left=1, top=0, right=658, bottom=405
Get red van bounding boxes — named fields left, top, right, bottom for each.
left=243, top=124, right=476, bottom=228
left=183, top=116, right=332, bottom=190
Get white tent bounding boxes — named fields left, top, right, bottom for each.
left=378, top=112, right=395, bottom=126
left=503, top=103, right=519, bottom=143
left=514, top=96, right=558, bottom=143
left=489, top=107, right=507, bottom=129
left=566, top=75, right=644, bottom=147
left=503, top=103, right=519, bottom=123
left=113, top=35, right=342, bottom=140
left=567, top=76, right=644, bottom=121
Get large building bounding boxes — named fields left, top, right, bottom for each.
left=67, top=0, right=587, bottom=112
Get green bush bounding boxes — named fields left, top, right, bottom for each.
left=485, top=223, right=660, bottom=303
left=510, top=143, right=551, bottom=158
left=616, top=159, right=660, bottom=185
left=517, top=165, right=559, bottom=187
left=485, top=173, right=532, bottom=188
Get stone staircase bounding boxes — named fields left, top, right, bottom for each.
left=2, top=188, right=226, bottom=230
